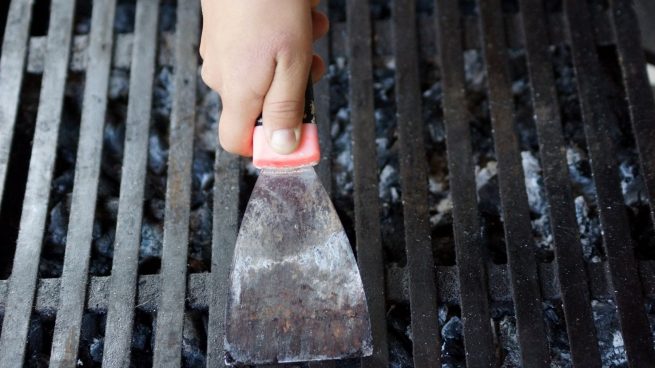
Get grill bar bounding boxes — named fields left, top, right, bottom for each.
left=345, top=1, right=389, bottom=366
left=315, top=0, right=333, bottom=194
left=610, top=0, right=655, bottom=224
left=25, top=32, right=174, bottom=73
left=0, top=0, right=76, bottom=365
left=308, top=17, right=337, bottom=359
left=308, top=0, right=339, bottom=358
left=206, top=147, right=240, bottom=368
left=477, top=1, right=550, bottom=366
left=0, top=0, right=32, bottom=208
left=48, top=0, right=117, bottom=366
left=4, top=260, right=655, bottom=315
left=391, top=1, right=441, bottom=366
left=565, top=0, right=655, bottom=365
left=152, top=1, right=199, bottom=365
left=435, top=1, right=496, bottom=366
left=101, top=0, right=159, bottom=365
left=518, top=0, right=602, bottom=366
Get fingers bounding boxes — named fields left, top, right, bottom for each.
left=311, top=54, right=326, bottom=82
left=262, top=53, right=311, bottom=154
left=312, top=10, right=329, bottom=41
left=213, top=55, right=274, bottom=156
left=217, top=53, right=324, bottom=156
left=200, top=0, right=327, bottom=156
left=311, top=8, right=328, bottom=83
left=218, top=93, right=263, bottom=157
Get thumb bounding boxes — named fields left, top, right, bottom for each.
left=262, top=58, right=310, bottom=154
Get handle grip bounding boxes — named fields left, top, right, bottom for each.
left=252, top=80, right=320, bottom=169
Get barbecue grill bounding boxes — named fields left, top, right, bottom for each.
left=1, top=0, right=654, bottom=367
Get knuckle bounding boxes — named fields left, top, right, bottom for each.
left=274, top=36, right=312, bottom=68
left=264, top=100, right=303, bottom=121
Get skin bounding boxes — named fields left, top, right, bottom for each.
left=200, top=0, right=329, bottom=156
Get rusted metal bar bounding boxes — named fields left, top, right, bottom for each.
left=565, top=0, right=655, bottom=365
left=308, top=11, right=339, bottom=353
left=518, top=0, right=601, bottom=366
left=477, top=0, right=549, bottom=366
left=4, top=259, right=655, bottom=315
left=610, top=0, right=655, bottom=224
left=435, top=0, right=495, bottom=366
left=206, top=147, right=240, bottom=368
left=152, top=0, right=200, bottom=366
left=0, top=0, right=33, bottom=209
left=0, top=0, right=76, bottom=366
left=345, top=0, right=389, bottom=367
left=315, top=0, right=333, bottom=194
left=101, top=0, right=159, bottom=366
left=48, top=0, right=117, bottom=366
left=391, top=0, right=441, bottom=366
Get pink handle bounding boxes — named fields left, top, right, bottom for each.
left=252, top=124, right=320, bottom=169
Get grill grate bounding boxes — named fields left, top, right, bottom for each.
left=1, top=0, right=655, bottom=367
left=102, top=0, right=159, bottom=365
left=566, top=0, right=655, bottom=365
left=1, top=0, right=77, bottom=365
left=519, top=0, right=601, bottom=365
left=346, top=1, right=390, bottom=366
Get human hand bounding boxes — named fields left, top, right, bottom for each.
left=200, top=0, right=329, bottom=156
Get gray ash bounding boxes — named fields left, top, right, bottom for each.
left=591, top=299, right=630, bottom=367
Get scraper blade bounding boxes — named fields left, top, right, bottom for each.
left=224, top=165, right=372, bottom=365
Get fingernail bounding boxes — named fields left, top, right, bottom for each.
left=270, top=127, right=300, bottom=154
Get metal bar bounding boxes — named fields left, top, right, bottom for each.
left=3, top=260, right=655, bottom=315
left=206, top=145, right=240, bottom=368
left=0, top=0, right=76, bottom=365
left=305, top=9, right=338, bottom=353
left=152, top=0, right=199, bottom=366
left=518, top=0, right=602, bottom=367
left=315, top=0, right=332, bottom=194
left=47, top=0, right=117, bottom=366
left=590, top=6, right=616, bottom=46
left=25, top=32, right=177, bottom=74
left=477, top=1, right=550, bottom=366
left=435, top=1, right=495, bottom=366
left=345, top=1, right=389, bottom=367
left=610, top=0, right=655, bottom=224
left=0, top=0, right=33, bottom=208
left=390, top=1, right=440, bottom=366
left=635, top=0, right=655, bottom=62
left=101, top=0, right=159, bottom=366
left=564, top=0, right=655, bottom=366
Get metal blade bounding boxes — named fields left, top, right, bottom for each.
left=225, top=167, right=372, bottom=365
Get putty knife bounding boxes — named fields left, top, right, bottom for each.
left=224, top=83, right=372, bottom=365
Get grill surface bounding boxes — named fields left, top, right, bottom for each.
left=1, top=0, right=655, bottom=367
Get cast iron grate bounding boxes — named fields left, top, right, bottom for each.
left=0, top=0, right=654, bottom=367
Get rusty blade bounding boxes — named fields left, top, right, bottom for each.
left=225, top=166, right=372, bottom=365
